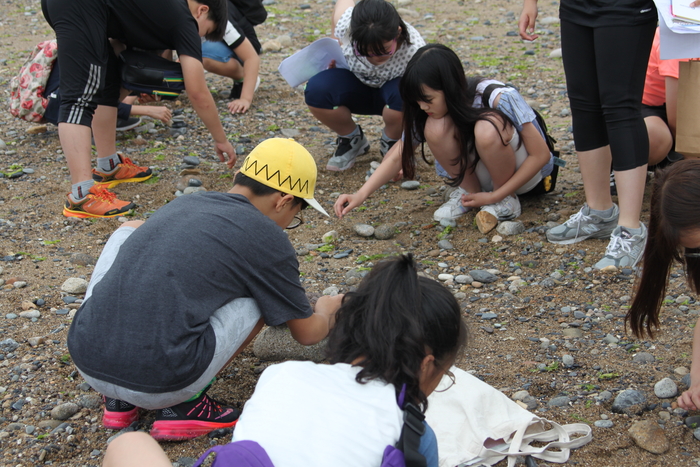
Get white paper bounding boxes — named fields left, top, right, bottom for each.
left=278, top=38, right=349, bottom=88
left=672, top=0, right=700, bottom=23
left=660, top=17, right=700, bottom=58
left=655, top=0, right=700, bottom=33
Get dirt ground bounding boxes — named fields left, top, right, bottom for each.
left=1, top=0, right=699, bottom=465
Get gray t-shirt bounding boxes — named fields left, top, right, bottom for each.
left=68, top=192, right=312, bottom=393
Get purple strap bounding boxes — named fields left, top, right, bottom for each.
left=192, top=441, right=274, bottom=467
left=397, top=383, right=407, bottom=409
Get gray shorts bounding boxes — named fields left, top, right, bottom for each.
left=78, top=226, right=261, bottom=410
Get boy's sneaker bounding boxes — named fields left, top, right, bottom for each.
left=326, top=126, right=370, bottom=171
left=594, top=224, right=647, bottom=270
left=480, top=194, right=521, bottom=221
left=546, top=203, right=619, bottom=245
left=230, top=76, right=261, bottom=100
left=150, top=393, right=241, bottom=441
left=116, top=117, right=141, bottom=131
left=379, top=137, right=397, bottom=158
left=93, top=154, right=152, bottom=188
left=434, top=187, right=469, bottom=222
left=103, top=397, right=139, bottom=430
left=63, top=185, right=135, bottom=219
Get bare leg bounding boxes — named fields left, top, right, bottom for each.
left=92, top=105, right=118, bottom=159
left=203, top=57, right=244, bottom=80
left=577, top=146, right=615, bottom=211
left=614, top=165, right=647, bottom=229
left=59, top=122, right=94, bottom=184
left=102, top=432, right=171, bottom=467
left=381, top=107, right=403, bottom=140
left=473, top=120, right=517, bottom=190
left=645, top=116, right=673, bottom=166
left=308, top=105, right=357, bottom=136
left=425, top=115, right=482, bottom=193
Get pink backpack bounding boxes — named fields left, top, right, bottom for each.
left=9, top=40, right=57, bottom=123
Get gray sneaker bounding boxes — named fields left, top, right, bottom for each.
left=480, top=194, right=521, bottom=221
left=546, top=203, right=619, bottom=245
left=326, top=126, right=370, bottom=171
left=594, top=224, right=647, bottom=269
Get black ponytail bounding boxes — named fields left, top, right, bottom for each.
left=326, top=254, right=467, bottom=411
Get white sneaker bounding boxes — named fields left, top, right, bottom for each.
left=434, top=187, right=469, bottom=222
left=594, top=224, right=647, bottom=270
left=480, top=194, right=521, bottom=221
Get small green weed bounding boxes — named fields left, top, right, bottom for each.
left=142, top=176, right=160, bottom=185
left=316, top=244, right=335, bottom=253
left=598, top=372, right=620, bottom=380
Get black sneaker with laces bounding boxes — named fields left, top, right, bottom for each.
left=379, top=137, right=397, bottom=158
left=103, top=396, right=139, bottom=430
left=116, top=116, right=142, bottom=131
left=150, top=392, right=241, bottom=441
left=326, top=125, right=370, bottom=171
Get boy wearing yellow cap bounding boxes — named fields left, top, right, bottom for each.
left=66, top=139, right=338, bottom=441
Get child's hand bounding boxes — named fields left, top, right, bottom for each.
left=328, top=59, right=337, bottom=69
left=334, top=193, right=365, bottom=218
left=461, top=191, right=497, bottom=209
left=215, top=141, right=237, bottom=169
left=228, top=98, right=252, bottom=114
left=678, top=384, right=700, bottom=410
left=518, top=0, right=539, bottom=41
left=692, top=0, right=700, bottom=7
left=149, top=106, right=172, bottom=124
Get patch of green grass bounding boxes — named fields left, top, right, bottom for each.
left=570, top=414, right=591, bottom=424
left=544, top=361, right=559, bottom=372
left=626, top=344, right=640, bottom=353
left=421, top=260, right=435, bottom=265
left=564, top=191, right=578, bottom=198
left=144, top=147, right=162, bottom=153
left=60, top=354, right=71, bottom=363
left=267, top=124, right=280, bottom=131
left=219, top=173, right=233, bottom=179
left=42, top=240, right=60, bottom=245
left=357, top=253, right=393, bottom=263
left=663, top=299, right=675, bottom=305
left=304, top=255, right=314, bottom=262
left=585, top=400, right=594, bottom=408
left=154, top=154, right=165, bottom=161
left=142, top=176, right=160, bottom=185
left=356, top=206, right=368, bottom=212
left=598, top=372, right=620, bottom=380
left=316, top=244, right=335, bottom=253
left=437, top=225, right=453, bottom=240
left=580, top=383, right=595, bottom=391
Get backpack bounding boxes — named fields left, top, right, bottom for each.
left=119, top=49, right=185, bottom=100
left=192, top=390, right=426, bottom=467
left=9, top=40, right=58, bottom=123
left=481, top=83, right=562, bottom=196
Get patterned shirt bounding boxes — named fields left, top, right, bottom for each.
left=335, top=7, right=425, bottom=88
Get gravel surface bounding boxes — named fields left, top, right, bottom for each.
left=1, top=0, right=700, bottom=465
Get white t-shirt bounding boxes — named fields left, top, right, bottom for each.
left=334, top=7, right=425, bottom=88
left=232, top=361, right=404, bottom=467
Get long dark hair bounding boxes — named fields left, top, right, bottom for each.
left=350, top=0, right=411, bottom=57
left=326, top=254, right=467, bottom=411
left=400, top=44, right=515, bottom=186
left=627, top=159, right=700, bottom=337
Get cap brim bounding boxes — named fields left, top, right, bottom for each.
left=304, top=197, right=329, bottom=217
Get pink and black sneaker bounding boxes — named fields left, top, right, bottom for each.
left=103, top=396, right=140, bottom=430
left=150, top=393, right=240, bottom=441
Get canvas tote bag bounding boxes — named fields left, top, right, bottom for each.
left=676, top=60, right=700, bottom=158
left=425, top=367, right=592, bottom=467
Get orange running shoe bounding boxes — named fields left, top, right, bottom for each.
left=63, top=185, right=135, bottom=218
left=93, top=154, right=152, bottom=188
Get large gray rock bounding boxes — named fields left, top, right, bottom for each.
left=496, top=221, right=525, bottom=236
left=51, top=402, right=80, bottom=420
left=61, top=278, right=88, bottom=294
left=633, top=352, right=655, bottom=364
left=469, top=270, right=498, bottom=283
left=253, top=325, right=327, bottom=362
left=353, top=224, right=375, bottom=237
left=654, top=378, right=678, bottom=399
left=374, top=224, right=395, bottom=240
left=612, top=389, right=647, bottom=415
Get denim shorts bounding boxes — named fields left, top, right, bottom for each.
left=201, top=40, right=241, bottom=64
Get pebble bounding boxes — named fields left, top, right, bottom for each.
left=253, top=325, right=326, bottom=362
left=19, top=310, right=40, bottom=319
left=512, top=390, right=530, bottom=401
left=602, top=333, right=619, bottom=344
left=684, top=415, right=700, bottom=428
left=322, top=286, right=339, bottom=296
left=633, top=352, right=655, bottom=364
left=61, top=277, right=88, bottom=294
left=612, top=389, right=647, bottom=415
left=401, top=180, right=420, bottom=190
left=682, top=374, right=692, bottom=388
left=496, top=221, right=525, bottom=236
left=562, top=354, right=574, bottom=367
left=654, top=378, right=678, bottom=399
left=597, top=391, right=613, bottom=402
left=437, top=240, right=454, bottom=250
left=0, top=339, right=19, bottom=353
left=374, top=224, right=395, bottom=240
left=280, top=129, right=300, bottom=138
left=481, top=312, right=497, bottom=320
left=27, top=337, right=44, bottom=347
left=549, top=48, right=563, bottom=58
left=333, top=250, right=352, bottom=259
left=548, top=396, right=570, bottom=407
left=562, top=328, right=582, bottom=338
left=322, top=230, right=339, bottom=244
left=51, top=402, right=80, bottom=420
left=183, top=186, right=206, bottom=195
left=353, top=224, right=375, bottom=237
left=694, top=427, right=700, bottom=441
left=594, top=420, right=614, bottom=428
left=628, top=420, right=669, bottom=454
left=438, top=274, right=454, bottom=282
left=455, top=275, right=473, bottom=284
left=182, top=156, right=200, bottom=166
left=469, top=270, right=498, bottom=283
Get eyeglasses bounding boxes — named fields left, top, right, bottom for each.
left=433, top=369, right=456, bottom=393
left=686, top=247, right=700, bottom=258
left=353, top=36, right=399, bottom=58
left=286, top=212, right=304, bottom=230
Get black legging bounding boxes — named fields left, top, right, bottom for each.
left=560, top=19, right=656, bottom=171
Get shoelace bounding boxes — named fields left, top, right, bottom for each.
left=605, top=232, right=632, bottom=255
left=564, top=209, right=592, bottom=239
left=91, top=186, right=118, bottom=203
left=120, top=156, right=138, bottom=167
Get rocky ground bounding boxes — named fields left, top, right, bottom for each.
left=1, top=0, right=700, bottom=465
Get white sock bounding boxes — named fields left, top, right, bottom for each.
left=96, top=153, right=122, bottom=173
left=71, top=180, right=95, bottom=201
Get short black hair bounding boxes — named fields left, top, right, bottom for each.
left=233, top=172, right=306, bottom=207
left=350, top=0, right=410, bottom=57
left=194, top=0, right=228, bottom=42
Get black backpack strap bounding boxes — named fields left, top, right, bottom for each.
left=396, top=403, right=427, bottom=467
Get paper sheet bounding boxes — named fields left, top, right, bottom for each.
left=278, top=38, right=349, bottom=88
left=671, top=0, right=700, bottom=23
left=660, top=17, right=700, bottom=58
